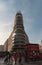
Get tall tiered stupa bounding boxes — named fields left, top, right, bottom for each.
left=4, top=11, right=29, bottom=53
left=12, top=11, right=29, bottom=53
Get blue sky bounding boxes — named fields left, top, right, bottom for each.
left=0, top=0, right=42, bottom=45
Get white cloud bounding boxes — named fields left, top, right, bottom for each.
left=0, top=20, right=14, bottom=45
left=0, top=21, right=13, bottom=32
left=0, top=21, right=13, bottom=28
left=0, top=32, right=11, bottom=45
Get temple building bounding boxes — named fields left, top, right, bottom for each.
left=4, top=11, right=29, bottom=52
left=4, top=11, right=41, bottom=62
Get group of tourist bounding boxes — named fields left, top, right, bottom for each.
left=11, top=53, right=25, bottom=65
left=4, top=52, right=25, bottom=65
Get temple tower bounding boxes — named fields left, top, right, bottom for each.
left=12, top=11, right=29, bottom=54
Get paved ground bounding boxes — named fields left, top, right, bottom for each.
left=0, top=62, right=42, bottom=65
left=0, top=58, right=42, bottom=65
left=24, top=61, right=42, bottom=65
